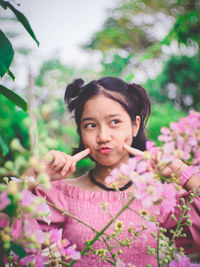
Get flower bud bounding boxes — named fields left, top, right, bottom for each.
left=3, top=242, right=10, bottom=250
left=29, top=262, right=35, bottom=267
left=4, top=161, right=15, bottom=171
left=5, top=227, right=10, bottom=234
left=48, top=119, right=59, bottom=130
left=41, top=104, right=51, bottom=120
left=7, top=181, right=18, bottom=194
left=10, top=138, right=25, bottom=152
left=44, top=137, right=57, bottom=149
left=29, top=235, right=36, bottom=243
left=38, top=173, right=50, bottom=184
left=1, top=234, right=10, bottom=242
left=185, top=219, right=192, bottom=226
left=170, top=214, right=177, bottom=221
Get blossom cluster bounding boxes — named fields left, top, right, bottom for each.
left=0, top=111, right=200, bottom=266
left=0, top=179, right=80, bottom=266
left=158, top=110, right=200, bottom=166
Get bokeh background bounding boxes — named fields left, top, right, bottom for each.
left=1, top=0, right=199, bottom=178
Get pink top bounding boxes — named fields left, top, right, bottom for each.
left=35, top=181, right=200, bottom=267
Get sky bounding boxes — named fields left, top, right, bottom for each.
left=1, top=0, right=115, bottom=87
left=16, top=0, right=115, bottom=65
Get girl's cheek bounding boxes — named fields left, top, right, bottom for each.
left=122, top=135, right=133, bottom=147
left=82, top=137, right=93, bottom=152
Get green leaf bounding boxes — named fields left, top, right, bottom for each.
left=2, top=195, right=18, bottom=217
left=0, top=30, right=14, bottom=79
left=0, top=135, right=9, bottom=155
left=0, top=85, right=28, bottom=111
left=0, top=0, right=7, bottom=9
left=7, top=2, right=39, bottom=47
left=9, top=242, right=27, bottom=260
left=7, top=68, right=15, bottom=80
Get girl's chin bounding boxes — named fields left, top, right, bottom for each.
left=94, top=156, right=129, bottom=168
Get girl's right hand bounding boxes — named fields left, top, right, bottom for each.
left=37, top=148, right=91, bottom=180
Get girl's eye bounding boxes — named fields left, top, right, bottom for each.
left=84, top=123, right=96, bottom=129
left=110, top=119, right=120, bottom=125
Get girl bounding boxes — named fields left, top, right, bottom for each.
left=29, top=77, right=200, bottom=266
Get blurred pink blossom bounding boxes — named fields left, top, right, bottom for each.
left=0, top=191, right=10, bottom=210
left=19, top=254, right=49, bottom=267
left=169, top=254, right=200, bottom=267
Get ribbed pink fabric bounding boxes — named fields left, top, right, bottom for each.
left=35, top=181, right=200, bottom=267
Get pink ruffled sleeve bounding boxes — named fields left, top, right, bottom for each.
left=159, top=190, right=200, bottom=254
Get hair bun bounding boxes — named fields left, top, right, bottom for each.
left=64, top=78, right=84, bottom=108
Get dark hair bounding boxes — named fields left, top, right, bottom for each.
left=64, top=77, right=151, bottom=155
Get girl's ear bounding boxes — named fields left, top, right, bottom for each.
left=132, top=116, right=141, bottom=137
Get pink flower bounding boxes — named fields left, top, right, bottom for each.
left=169, top=254, right=200, bottom=267
left=49, top=228, right=62, bottom=245
left=21, top=190, right=51, bottom=224
left=19, top=255, right=35, bottom=266
left=116, top=259, right=126, bottom=267
left=21, top=189, right=35, bottom=206
left=105, top=168, right=120, bottom=184
left=160, top=127, right=171, bottom=135
left=163, top=142, right=175, bottom=154
left=0, top=191, right=10, bottom=210
left=62, top=244, right=81, bottom=259
left=24, top=219, right=46, bottom=244
left=19, top=254, right=49, bottom=267
left=146, top=140, right=156, bottom=151
left=158, top=134, right=172, bottom=142
left=136, top=160, right=148, bottom=173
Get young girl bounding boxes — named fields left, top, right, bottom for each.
left=29, top=77, right=200, bottom=266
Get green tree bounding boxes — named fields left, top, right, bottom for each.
left=83, top=0, right=200, bottom=56
left=82, top=0, right=200, bottom=110
left=145, top=55, right=200, bottom=110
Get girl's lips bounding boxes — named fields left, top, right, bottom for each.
left=99, top=147, right=112, bottom=154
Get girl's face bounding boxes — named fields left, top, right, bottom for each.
left=80, top=94, right=140, bottom=169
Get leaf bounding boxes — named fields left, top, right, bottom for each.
left=0, top=85, right=28, bottom=111
left=0, top=0, right=7, bottom=9
left=0, top=30, right=14, bottom=79
left=9, top=242, right=27, bottom=260
left=0, top=135, right=9, bottom=156
left=7, top=2, right=39, bottom=47
left=2, top=195, right=18, bottom=217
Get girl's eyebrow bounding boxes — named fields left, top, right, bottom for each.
left=81, top=114, right=122, bottom=123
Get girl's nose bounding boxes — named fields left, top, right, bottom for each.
left=96, top=126, right=111, bottom=143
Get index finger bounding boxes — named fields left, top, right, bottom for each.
left=123, top=143, right=144, bottom=156
left=72, top=148, right=91, bottom=162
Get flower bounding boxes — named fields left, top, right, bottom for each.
left=116, top=259, right=126, bottom=267
left=62, top=244, right=81, bottom=260
left=158, top=111, right=200, bottom=166
left=169, top=254, right=200, bottom=267
left=0, top=191, right=10, bottom=210
left=19, top=253, right=49, bottom=267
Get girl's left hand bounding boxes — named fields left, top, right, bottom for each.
left=123, top=143, right=188, bottom=178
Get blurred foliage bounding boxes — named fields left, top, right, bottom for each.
left=144, top=55, right=200, bottom=110
left=82, top=0, right=200, bottom=111
left=0, top=94, right=29, bottom=156
left=101, top=53, right=133, bottom=78
left=0, top=0, right=39, bottom=110
left=83, top=0, right=200, bottom=55
left=0, top=59, right=96, bottom=179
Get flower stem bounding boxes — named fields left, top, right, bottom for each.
left=68, top=195, right=135, bottom=266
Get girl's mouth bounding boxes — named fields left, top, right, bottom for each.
left=99, top=147, right=112, bottom=154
